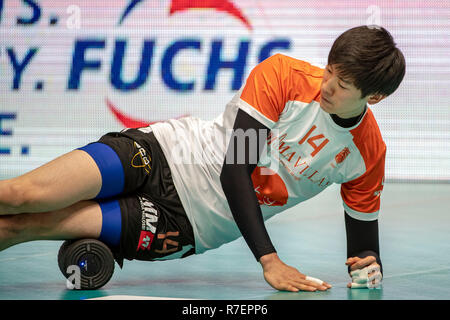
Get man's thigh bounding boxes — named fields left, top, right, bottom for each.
left=0, top=150, right=102, bottom=214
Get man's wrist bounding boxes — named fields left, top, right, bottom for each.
left=259, top=252, right=279, bottom=267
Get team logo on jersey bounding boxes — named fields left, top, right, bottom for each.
left=137, top=196, right=159, bottom=251
left=330, top=147, right=351, bottom=169
left=335, top=147, right=351, bottom=164
left=131, top=141, right=152, bottom=174
left=373, top=176, right=385, bottom=198
left=252, top=167, right=288, bottom=206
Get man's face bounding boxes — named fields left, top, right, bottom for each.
left=320, top=64, right=367, bottom=119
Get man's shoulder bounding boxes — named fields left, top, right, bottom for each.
left=263, top=54, right=323, bottom=102
left=269, top=53, right=324, bottom=78
left=354, top=108, right=384, bottom=140
left=350, top=108, right=386, bottom=163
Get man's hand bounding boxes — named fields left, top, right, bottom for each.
left=345, top=256, right=382, bottom=289
left=259, top=253, right=332, bottom=292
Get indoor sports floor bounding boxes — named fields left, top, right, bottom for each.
left=0, top=182, right=449, bottom=300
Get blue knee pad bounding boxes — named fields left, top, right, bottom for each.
left=98, top=199, right=122, bottom=247
left=78, top=142, right=125, bottom=199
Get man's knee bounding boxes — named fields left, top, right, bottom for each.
left=1, top=179, right=43, bottom=210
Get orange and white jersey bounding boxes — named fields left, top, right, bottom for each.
left=149, top=53, right=386, bottom=253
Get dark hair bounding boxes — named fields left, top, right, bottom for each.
left=328, top=25, right=405, bottom=98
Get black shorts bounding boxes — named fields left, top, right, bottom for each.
left=91, top=128, right=195, bottom=267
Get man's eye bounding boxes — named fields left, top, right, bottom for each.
left=339, top=83, right=347, bottom=89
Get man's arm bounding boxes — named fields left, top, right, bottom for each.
left=344, top=211, right=383, bottom=288
left=220, top=109, right=331, bottom=292
left=220, top=109, right=275, bottom=260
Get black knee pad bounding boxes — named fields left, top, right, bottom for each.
left=58, top=239, right=115, bottom=290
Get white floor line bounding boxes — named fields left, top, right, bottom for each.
left=0, top=252, right=54, bottom=262
left=331, top=266, right=450, bottom=287
left=382, top=266, right=450, bottom=279
left=88, top=295, right=194, bottom=300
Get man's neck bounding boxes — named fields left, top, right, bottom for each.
left=330, top=105, right=367, bottom=128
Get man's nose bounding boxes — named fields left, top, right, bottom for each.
left=322, top=80, right=335, bottom=96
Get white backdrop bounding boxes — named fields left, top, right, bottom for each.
left=1, top=0, right=449, bottom=182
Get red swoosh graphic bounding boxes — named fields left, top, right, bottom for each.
left=106, top=98, right=188, bottom=128
left=170, top=0, right=252, bottom=30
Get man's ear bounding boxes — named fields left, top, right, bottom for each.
left=367, top=94, right=387, bottom=105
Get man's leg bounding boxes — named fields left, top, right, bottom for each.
left=0, top=147, right=110, bottom=215
left=0, top=200, right=103, bottom=252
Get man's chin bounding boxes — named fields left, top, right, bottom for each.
left=320, top=100, right=332, bottom=113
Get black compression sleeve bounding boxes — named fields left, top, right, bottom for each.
left=220, top=109, right=275, bottom=261
left=345, top=211, right=383, bottom=274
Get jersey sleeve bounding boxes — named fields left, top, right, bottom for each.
left=238, top=54, right=287, bottom=129
left=340, top=146, right=386, bottom=221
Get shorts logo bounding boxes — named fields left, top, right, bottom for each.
left=137, top=231, right=154, bottom=251
left=131, top=141, right=152, bottom=174
left=137, top=196, right=159, bottom=251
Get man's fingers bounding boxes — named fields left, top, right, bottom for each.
left=286, top=273, right=330, bottom=291
left=350, top=257, right=372, bottom=271
left=284, top=284, right=300, bottom=292
left=302, top=276, right=329, bottom=290
left=299, top=284, right=319, bottom=292
left=266, top=265, right=331, bottom=292
left=305, top=276, right=325, bottom=289
left=350, top=265, right=381, bottom=279
left=305, top=276, right=323, bottom=285
left=350, top=256, right=377, bottom=271
left=280, top=281, right=315, bottom=292
left=291, top=281, right=319, bottom=292
left=345, top=257, right=360, bottom=265
left=286, top=278, right=329, bottom=292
